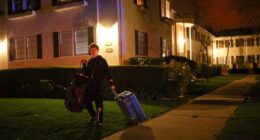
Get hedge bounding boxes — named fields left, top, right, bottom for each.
left=0, top=66, right=168, bottom=100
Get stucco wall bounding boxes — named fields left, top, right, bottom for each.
left=6, top=0, right=98, bottom=69
left=120, top=0, right=172, bottom=63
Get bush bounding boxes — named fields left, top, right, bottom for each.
left=229, top=68, right=249, bottom=74
left=164, top=55, right=197, bottom=74
left=0, top=66, right=169, bottom=101
left=166, top=61, right=193, bottom=98
left=129, top=57, right=164, bottom=65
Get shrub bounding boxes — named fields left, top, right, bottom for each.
left=0, top=66, right=168, bottom=101
left=164, top=55, right=197, bottom=74
left=129, top=57, right=164, bottom=65
left=166, top=61, right=193, bottom=98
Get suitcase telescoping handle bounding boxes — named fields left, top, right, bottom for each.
left=112, top=90, right=119, bottom=99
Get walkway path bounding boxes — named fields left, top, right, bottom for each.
left=103, top=75, right=256, bottom=140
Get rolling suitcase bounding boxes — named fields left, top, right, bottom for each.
left=113, top=91, right=147, bottom=125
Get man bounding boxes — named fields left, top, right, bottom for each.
left=81, top=43, right=115, bottom=128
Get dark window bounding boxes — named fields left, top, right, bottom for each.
left=135, top=30, right=148, bottom=56
left=256, top=37, right=260, bottom=46
left=230, top=39, right=233, bottom=47
left=236, top=39, right=244, bottom=47
left=257, top=55, right=260, bottom=63
left=231, top=56, right=234, bottom=64
left=236, top=56, right=245, bottom=63
left=52, top=0, right=84, bottom=6
left=186, top=28, right=190, bottom=38
left=247, top=55, right=255, bottom=63
left=8, top=0, right=40, bottom=15
left=247, top=38, right=254, bottom=46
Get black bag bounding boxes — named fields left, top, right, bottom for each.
left=64, top=65, right=89, bottom=112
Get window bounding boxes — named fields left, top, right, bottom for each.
left=257, top=55, right=260, bottom=63
left=135, top=30, right=148, bottom=56
left=225, top=40, right=230, bottom=48
left=161, top=38, right=171, bottom=57
left=8, top=0, right=40, bottom=15
left=9, top=34, right=42, bottom=61
left=236, top=56, right=245, bottom=63
left=52, top=0, right=84, bottom=6
left=74, top=29, right=89, bottom=55
left=216, top=57, right=225, bottom=65
left=236, top=39, right=244, bottom=47
left=53, top=27, right=94, bottom=57
left=231, top=56, right=234, bottom=64
left=230, top=39, right=233, bottom=47
left=15, top=37, right=26, bottom=60
left=247, top=38, right=254, bottom=46
left=247, top=55, right=255, bottom=63
left=256, top=37, right=260, bottom=46
left=27, top=36, right=38, bottom=59
left=217, top=40, right=224, bottom=48
left=186, top=28, right=190, bottom=38
left=134, top=0, right=147, bottom=7
left=160, top=0, right=173, bottom=20
left=59, top=31, right=73, bottom=57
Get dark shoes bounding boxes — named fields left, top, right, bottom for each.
left=88, top=116, right=97, bottom=125
left=96, top=121, right=103, bottom=128
left=88, top=117, right=103, bottom=128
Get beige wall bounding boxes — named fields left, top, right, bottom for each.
left=214, top=35, right=260, bottom=67
left=0, top=0, right=8, bottom=70
left=5, top=0, right=98, bottom=69
left=120, top=0, right=172, bottom=63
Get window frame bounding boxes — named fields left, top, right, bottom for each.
left=8, top=0, right=40, bottom=15
left=161, top=38, right=172, bottom=57
left=135, top=30, right=148, bottom=56
left=9, top=34, right=41, bottom=61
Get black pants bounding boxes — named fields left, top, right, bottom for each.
left=85, top=87, right=104, bottom=123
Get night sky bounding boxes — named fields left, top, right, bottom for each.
left=173, top=0, right=260, bottom=32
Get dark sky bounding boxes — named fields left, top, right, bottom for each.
left=173, top=0, right=260, bottom=32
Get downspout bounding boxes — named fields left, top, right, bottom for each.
left=117, top=0, right=123, bottom=64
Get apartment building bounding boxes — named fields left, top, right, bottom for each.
left=214, top=30, right=260, bottom=68
left=0, top=0, right=174, bottom=69
left=172, top=20, right=214, bottom=64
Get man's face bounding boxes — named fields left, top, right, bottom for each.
left=90, top=47, right=99, bottom=57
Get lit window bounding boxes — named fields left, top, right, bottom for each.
left=15, top=37, right=26, bottom=60
left=53, top=27, right=94, bottom=57
left=134, top=0, right=147, bottom=7
left=26, top=36, right=38, bottom=59
left=74, top=29, right=89, bottom=55
left=160, top=0, right=173, bottom=20
left=161, top=38, right=171, bottom=57
left=59, top=31, right=73, bottom=57
left=9, top=34, right=41, bottom=61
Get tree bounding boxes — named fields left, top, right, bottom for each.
left=191, top=0, right=211, bottom=82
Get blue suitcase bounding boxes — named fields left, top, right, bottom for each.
left=114, top=91, right=147, bottom=125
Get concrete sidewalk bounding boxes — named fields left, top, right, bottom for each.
left=103, top=75, right=256, bottom=140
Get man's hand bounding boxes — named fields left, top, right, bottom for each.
left=111, top=85, right=116, bottom=92
left=81, top=59, right=87, bottom=64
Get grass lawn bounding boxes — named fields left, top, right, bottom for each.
left=217, top=75, right=260, bottom=140
left=0, top=98, right=179, bottom=140
left=188, top=74, right=246, bottom=96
